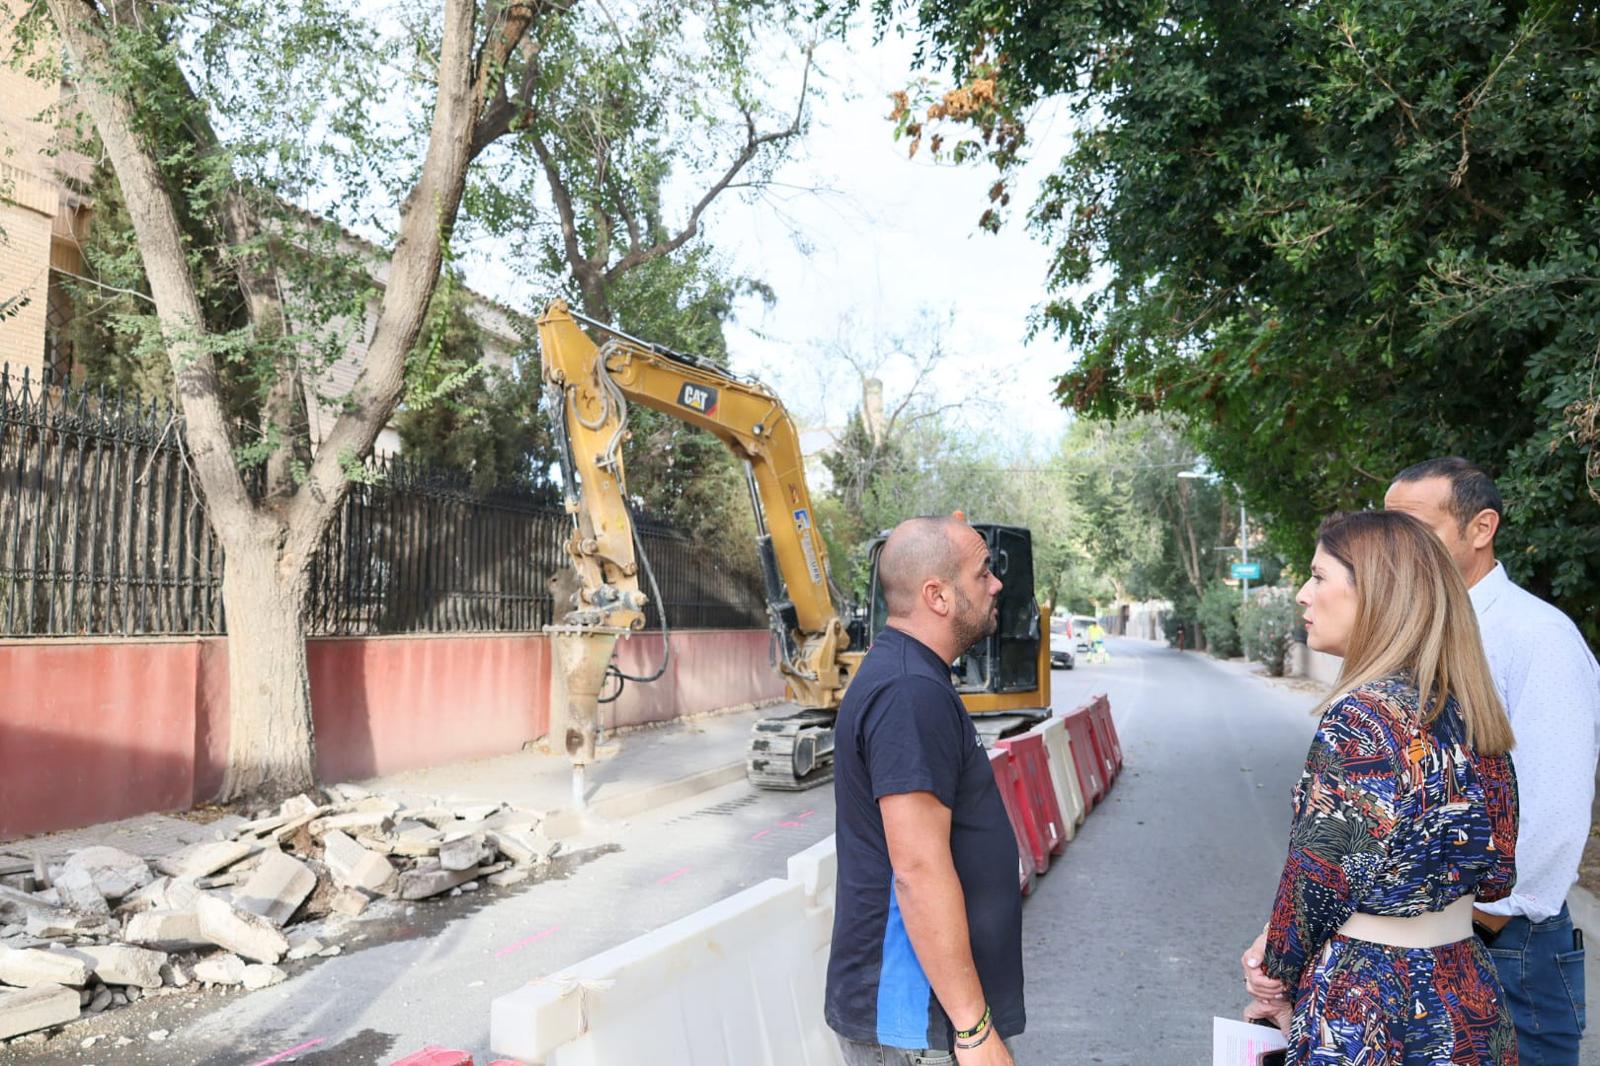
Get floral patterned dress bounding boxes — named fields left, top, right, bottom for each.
left=1263, top=676, right=1519, bottom=1065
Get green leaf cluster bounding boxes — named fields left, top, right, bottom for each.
left=889, top=0, right=1600, bottom=643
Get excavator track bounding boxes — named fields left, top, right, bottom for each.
left=745, top=710, right=838, bottom=791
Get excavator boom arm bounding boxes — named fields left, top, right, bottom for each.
left=537, top=300, right=855, bottom=709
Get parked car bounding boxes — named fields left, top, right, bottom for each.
left=1049, top=616, right=1075, bottom=669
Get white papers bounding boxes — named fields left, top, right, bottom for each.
left=1213, top=1016, right=1287, bottom=1066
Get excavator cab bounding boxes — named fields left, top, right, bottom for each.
left=865, top=524, right=1051, bottom=736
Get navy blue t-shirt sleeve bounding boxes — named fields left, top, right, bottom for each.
left=860, top=676, right=966, bottom=809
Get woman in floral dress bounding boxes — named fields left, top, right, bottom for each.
left=1243, top=511, right=1519, bottom=1065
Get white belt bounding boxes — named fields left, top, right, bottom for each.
left=1336, top=895, right=1476, bottom=949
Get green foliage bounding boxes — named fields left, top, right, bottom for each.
left=1240, top=589, right=1300, bottom=678
left=1197, top=583, right=1242, bottom=659
left=889, top=0, right=1600, bottom=644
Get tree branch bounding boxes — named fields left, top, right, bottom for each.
left=286, top=0, right=485, bottom=557
left=46, top=0, right=252, bottom=518
left=602, top=44, right=814, bottom=283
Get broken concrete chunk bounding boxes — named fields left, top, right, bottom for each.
left=391, top=823, right=442, bottom=858
left=0, top=984, right=79, bottom=1039
left=123, top=909, right=208, bottom=953
left=24, top=912, right=109, bottom=939
left=329, top=888, right=370, bottom=917
left=59, top=847, right=153, bottom=902
left=235, top=851, right=315, bottom=928
left=321, top=832, right=397, bottom=895
left=309, top=811, right=394, bottom=838
left=0, top=945, right=92, bottom=988
left=285, top=936, right=325, bottom=962
left=60, top=944, right=166, bottom=990
left=241, top=963, right=286, bottom=991
left=487, top=829, right=556, bottom=868
left=52, top=866, right=110, bottom=917
left=350, top=796, right=400, bottom=815
left=194, top=895, right=288, bottom=964
left=437, top=834, right=490, bottom=872
left=192, top=953, right=247, bottom=986
left=86, top=985, right=113, bottom=1013
left=156, top=840, right=255, bottom=880
left=0, top=886, right=62, bottom=923
left=487, top=868, right=530, bottom=888
left=397, top=864, right=480, bottom=901
left=325, top=783, right=372, bottom=802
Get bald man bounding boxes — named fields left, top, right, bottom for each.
left=825, top=517, right=1023, bottom=1066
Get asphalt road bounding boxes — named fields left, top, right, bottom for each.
left=1015, top=638, right=1319, bottom=1065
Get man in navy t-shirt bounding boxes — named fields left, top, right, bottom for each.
left=825, top=515, right=1024, bottom=1065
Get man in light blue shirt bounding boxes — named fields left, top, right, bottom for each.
left=1388, top=456, right=1600, bottom=1066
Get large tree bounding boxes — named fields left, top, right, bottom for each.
left=17, top=0, right=606, bottom=800
left=885, top=0, right=1600, bottom=641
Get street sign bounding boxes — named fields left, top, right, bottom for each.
left=1231, top=562, right=1262, bottom=581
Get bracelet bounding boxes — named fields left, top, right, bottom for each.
left=954, top=1004, right=991, bottom=1040
left=955, top=1021, right=993, bottom=1050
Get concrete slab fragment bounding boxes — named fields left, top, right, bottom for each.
left=60, top=944, right=166, bottom=989
left=321, top=832, right=397, bottom=895
left=194, top=895, right=288, bottom=964
left=59, top=847, right=153, bottom=901
left=0, top=945, right=92, bottom=987
left=52, top=866, right=109, bottom=917
left=156, top=840, right=254, bottom=880
left=192, top=953, right=246, bottom=986
left=0, top=984, right=78, bottom=1039
left=397, top=865, right=480, bottom=901
left=234, top=851, right=315, bottom=927
left=122, top=909, right=208, bottom=953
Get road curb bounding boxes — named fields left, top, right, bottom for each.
left=544, top=759, right=747, bottom=837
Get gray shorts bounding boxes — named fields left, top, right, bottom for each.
left=836, top=1035, right=955, bottom=1066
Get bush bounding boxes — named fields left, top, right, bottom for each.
left=1238, top=588, right=1300, bottom=677
left=1197, top=583, right=1242, bottom=658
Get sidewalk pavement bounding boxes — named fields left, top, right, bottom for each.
left=360, top=701, right=785, bottom=834
left=3, top=701, right=786, bottom=864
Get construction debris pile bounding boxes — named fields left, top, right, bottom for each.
left=0, top=784, right=557, bottom=1043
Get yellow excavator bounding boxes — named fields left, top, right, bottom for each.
left=536, top=300, right=1051, bottom=795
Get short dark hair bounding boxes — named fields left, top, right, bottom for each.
left=1392, top=457, right=1503, bottom=532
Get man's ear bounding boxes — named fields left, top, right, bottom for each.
left=1467, top=508, right=1500, bottom=551
left=922, top=578, right=949, bottom=617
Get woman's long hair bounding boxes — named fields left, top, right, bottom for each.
left=1317, top=510, right=1513, bottom=755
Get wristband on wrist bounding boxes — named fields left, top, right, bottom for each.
left=955, top=1023, right=993, bottom=1051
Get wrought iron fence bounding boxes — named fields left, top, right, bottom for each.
left=0, top=365, right=767, bottom=637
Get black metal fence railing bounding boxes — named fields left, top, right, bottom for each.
left=0, top=365, right=768, bottom=637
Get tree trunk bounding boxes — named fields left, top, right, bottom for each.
left=216, top=524, right=316, bottom=801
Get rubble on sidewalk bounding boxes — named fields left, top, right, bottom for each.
left=0, top=783, right=557, bottom=1046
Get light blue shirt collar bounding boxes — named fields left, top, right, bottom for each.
left=1468, top=559, right=1509, bottom=616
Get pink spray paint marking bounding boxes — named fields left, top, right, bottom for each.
left=495, top=924, right=561, bottom=959
left=656, top=866, right=691, bottom=885
left=750, top=828, right=773, bottom=841
left=778, top=820, right=802, bottom=828
left=797, top=809, right=816, bottom=820
left=247, top=1038, right=326, bottom=1066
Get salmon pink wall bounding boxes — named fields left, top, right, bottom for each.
left=0, top=629, right=781, bottom=839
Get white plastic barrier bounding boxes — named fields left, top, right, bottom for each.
left=491, top=836, right=843, bottom=1066
left=1033, top=716, right=1085, bottom=833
